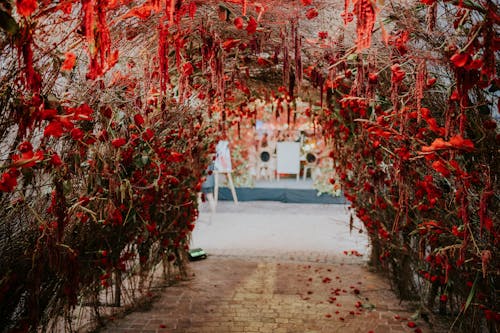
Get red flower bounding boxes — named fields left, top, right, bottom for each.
left=420, top=0, right=436, bottom=4
left=234, top=17, right=244, bottom=29
left=0, top=169, right=19, bottom=192
left=70, top=128, right=84, bottom=141
left=134, top=114, right=145, bottom=126
left=18, top=141, right=33, bottom=153
left=301, top=0, right=312, bottom=5
left=40, top=108, right=58, bottom=120
left=450, top=52, right=469, bottom=68
left=72, top=104, right=94, bottom=121
left=142, top=128, right=154, bottom=141
left=368, top=73, right=378, bottom=83
left=391, top=64, right=406, bottom=83
left=12, top=150, right=44, bottom=168
left=440, top=294, right=448, bottom=302
left=111, top=138, right=127, bottom=148
left=183, top=62, right=194, bottom=76
left=61, top=52, right=76, bottom=71
left=16, top=0, right=37, bottom=17
left=306, top=7, right=318, bottom=20
left=146, top=222, right=157, bottom=234
left=432, top=160, right=450, bottom=177
left=167, top=151, right=184, bottom=163
left=448, top=134, right=474, bottom=151
left=407, top=321, right=417, bottom=328
left=246, top=16, right=258, bottom=34
left=44, top=121, right=65, bottom=138
left=50, top=153, right=63, bottom=166
left=318, top=31, right=328, bottom=39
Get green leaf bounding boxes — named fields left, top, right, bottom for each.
left=464, top=273, right=478, bottom=313
left=0, top=10, right=19, bottom=35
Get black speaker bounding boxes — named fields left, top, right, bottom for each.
left=260, top=151, right=271, bottom=162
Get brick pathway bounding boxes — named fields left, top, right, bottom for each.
left=100, top=202, right=435, bottom=333
left=101, top=254, right=431, bottom=333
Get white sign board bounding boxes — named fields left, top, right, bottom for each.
left=214, top=140, right=232, bottom=172
left=276, top=142, right=300, bottom=175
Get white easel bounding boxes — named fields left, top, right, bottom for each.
left=214, top=141, right=238, bottom=205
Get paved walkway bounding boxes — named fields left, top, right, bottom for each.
left=101, top=202, right=433, bottom=333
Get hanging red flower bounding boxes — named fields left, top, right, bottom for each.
left=61, top=52, right=76, bottom=71
left=16, top=0, right=38, bottom=17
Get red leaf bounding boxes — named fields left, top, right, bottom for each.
left=234, top=17, right=244, bottom=30
left=121, top=4, right=154, bottom=20
left=222, top=39, right=240, bottom=52
left=246, top=16, right=257, bottom=34
left=257, top=57, right=271, bottom=66
left=448, top=134, right=474, bottom=151
left=422, top=138, right=450, bottom=152
left=432, top=160, right=451, bottom=177
left=16, top=0, right=37, bottom=17
left=61, top=52, right=76, bottom=71
left=305, top=7, right=318, bottom=20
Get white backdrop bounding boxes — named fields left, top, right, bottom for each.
left=276, top=141, right=300, bottom=175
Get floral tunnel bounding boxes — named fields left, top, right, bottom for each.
left=0, top=0, right=498, bottom=332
